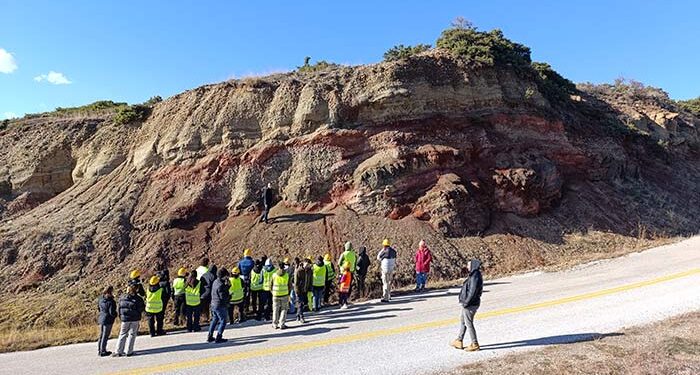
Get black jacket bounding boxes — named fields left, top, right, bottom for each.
left=356, top=250, right=371, bottom=276
left=261, top=187, right=273, bottom=207
left=97, top=295, right=117, bottom=325
left=459, top=259, right=483, bottom=308
left=210, top=277, right=231, bottom=308
left=200, top=266, right=218, bottom=301
left=157, top=271, right=172, bottom=300
left=119, top=293, right=145, bottom=322
left=129, top=278, right=146, bottom=297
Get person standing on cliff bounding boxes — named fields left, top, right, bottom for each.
left=259, top=183, right=273, bottom=224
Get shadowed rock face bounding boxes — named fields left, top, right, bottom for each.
left=0, top=52, right=698, bottom=316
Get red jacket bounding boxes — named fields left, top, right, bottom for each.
left=415, top=247, right=432, bottom=273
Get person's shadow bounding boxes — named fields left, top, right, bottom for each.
left=268, top=213, right=333, bottom=224
left=480, top=332, right=624, bottom=350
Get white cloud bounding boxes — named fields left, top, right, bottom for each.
left=0, top=48, right=18, bottom=74
left=34, top=71, right=72, bottom=85
left=2, top=112, right=18, bottom=120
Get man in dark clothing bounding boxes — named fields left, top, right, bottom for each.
left=259, top=183, right=273, bottom=223
left=97, top=286, right=117, bottom=357
left=293, top=258, right=310, bottom=323
left=200, top=265, right=218, bottom=323
left=157, top=269, right=172, bottom=314
left=355, top=246, right=371, bottom=298
left=113, top=285, right=145, bottom=357
left=208, top=268, right=230, bottom=343
left=452, top=259, right=483, bottom=352
left=238, top=249, right=255, bottom=312
left=128, top=270, right=146, bottom=298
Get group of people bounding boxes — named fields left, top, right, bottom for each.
left=96, top=237, right=482, bottom=357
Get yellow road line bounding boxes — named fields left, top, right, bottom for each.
left=109, top=268, right=700, bottom=375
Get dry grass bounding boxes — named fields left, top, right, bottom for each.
left=445, top=312, right=700, bottom=375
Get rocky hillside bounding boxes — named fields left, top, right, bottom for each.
left=0, top=43, right=699, bottom=333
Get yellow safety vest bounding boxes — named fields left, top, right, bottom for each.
left=271, top=273, right=289, bottom=297
left=145, top=288, right=163, bottom=313
left=312, top=264, right=327, bottom=287
left=172, top=277, right=186, bottom=296
left=228, top=277, right=244, bottom=303
left=339, top=250, right=357, bottom=272
left=263, top=268, right=275, bottom=292
left=324, top=260, right=336, bottom=281
left=185, top=281, right=201, bottom=306
left=250, top=270, right=263, bottom=291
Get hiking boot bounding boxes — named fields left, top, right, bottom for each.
left=215, top=335, right=228, bottom=343
left=207, top=335, right=215, bottom=343
left=280, top=324, right=287, bottom=330
left=450, top=339, right=463, bottom=350
left=465, top=342, right=480, bottom=352
left=111, top=352, right=125, bottom=357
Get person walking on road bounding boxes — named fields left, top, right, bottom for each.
left=250, top=260, right=264, bottom=320
left=112, top=284, right=145, bottom=357
left=355, top=246, right=371, bottom=298
left=261, top=258, right=276, bottom=321
left=238, top=249, right=255, bottom=312
left=293, top=257, right=310, bottom=323
left=338, top=263, right=352, bottom=309
left=323, top=253, right=336, bottom=305
left=228, top=267, right=245, bottom=323
left=97, top=286, right=117, bottom=357
left=172, top=267, right=188, bottom=326
left=271, top=262, right=292, bottom=329
left=377, top=239, right=397, bottom=302
left=414, top=240, right=432, bottom=291
left=184, top=271, right=203, bottom=332
left=200, top=264, right=218, bottom=323
left=452, top=259, right=483, bottom=352
left=259, top=183, right=273, bottom=224
left=208, top=268, right=231, bottom=343
left=311, top=256, right=327, bottom=311
left=145, top=275, right=169, bottom=337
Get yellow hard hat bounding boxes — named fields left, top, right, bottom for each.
left=232, top=267, right=240, bottom=275
left=382, top=239, right=391, bottom=247
left=243, top=248, right=251, bottom=257
left=283, top=257, right=290, bottom=264
left=130, top=270, right=140, bottom=279
left=149, top=275, right=160, bottom=286
left=177, top=267, right=187, bottom=277
left=324, top=253, right=331, bottom=262
left=343, top=262, right=350, bottom=271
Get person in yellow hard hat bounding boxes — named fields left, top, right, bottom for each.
left=145, top=275, right=169, bottom=337
left=172, top=267, right=188, bottom=326
left=228, top=267, right=245, bottom=324
left=128, top=270, right=146, bottom=297
left=323, top=253, right=336, bottom=305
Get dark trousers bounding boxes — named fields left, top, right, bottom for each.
left=185, top=305, right=201, bottom=332
left=173, top=294, right=186, bottom=325
left=339, top=292, right=349, bottom=306
left=250, top=290, right=262, bottom=318
left=228, top=302, right=245, bottom=322
left=242, top=279, right=251, bottom=312
left=323, top=280, right=335, bottom=304
left=296, top=290, right=308, bottom=320
left=98, top=323, right=112, bottom=354
left=259, top=205, right=270, bottom=223
left=147, top=312, right=165, bottom=336
left=261, top=291, right=273, bottom=320
left=200, top=298, right=211, bottom=322
left=356, top=273, right=367, bottom=298
left=312, top=286, right=324, bottom=311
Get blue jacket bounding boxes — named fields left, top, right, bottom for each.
left=238, top=256, right=255, bottom=278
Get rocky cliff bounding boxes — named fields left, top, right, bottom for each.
left=0, top=51, right=698, bottom=331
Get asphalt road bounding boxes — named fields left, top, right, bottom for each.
left=3, top=237, right=699, bottom=375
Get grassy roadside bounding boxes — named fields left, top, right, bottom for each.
left=444, top=312, right=700, bottom=375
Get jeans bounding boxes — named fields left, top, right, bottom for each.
left=289, top=290, right=297, bottom=314
left=98, top=323, right=112, bottom=354
left=185, top=304, right=201, bottom=332
left=457, top=305, right=479, bottom=344
left=260, top=205, right=270, bottom=223
left=381, top=270, right=393, bottom=301
left=251, top=290, right=262, bottom=319
left=416, top=272, right=428, bottom=290
left=146, top=311, right=164, bottom=336
left=208, top=305, right=228, bottom=337
left=115, top=321, right=139, bottom=355
left=260, top=291, right=273, bottom=320
left=173, top=294, right=186, bottom=325
left=272, top=296, right=289, bottom=327
left=312, top=286, right=324, bottom=311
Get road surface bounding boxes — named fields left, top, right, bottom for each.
left=3, top=237, right=700, bottom=375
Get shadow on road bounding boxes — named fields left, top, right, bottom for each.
left=481, top=332, right=624, bottom=350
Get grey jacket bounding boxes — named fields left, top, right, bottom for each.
left=459, top=259, right=483, bottom=308
left=210, top=277, right=231, bottom=309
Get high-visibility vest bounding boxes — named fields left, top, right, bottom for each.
left=250, top=270, right=263, bottom=291
left=272, top=273, right=290, bottom=297
left=172, top=277, right=186, bottom=296
left=263, top=268, right=276, bottom=292
left=339, top=250, right=357, bottom=272
left=228, top=277, right=244, bottom=303
left=145, top=288, right=164, bottom=313
left=185, top=281, right=201, bottom=306
left=312, top=264, right=327, bottom=287
left=339, top=272, right=352, bottom=292
left=196, top=266, right=209, bottom=279
left=324, top=260, right=336, bottom=281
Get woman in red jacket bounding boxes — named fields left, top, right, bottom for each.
left=415, top=240, right=432, bottom=291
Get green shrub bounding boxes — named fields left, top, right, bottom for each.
left=436, top=27, right=531, bottom=69
left=676, top=97, right=700, bottom=116
left=383, top=44, right=431, bottom=61
left=54, top=100, right=127, bottom=115
left=113, top=104, right=150, bottom=125
left=143, top=96, right=163, bottom=106
left=297, top=57, right=340, bottom=73
left=531, top=62, right=577, bottom=102
left=0, top=119, right=8, bottom=131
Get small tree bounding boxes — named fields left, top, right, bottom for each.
left=383, top=44, right=431, bottom=61
left=144, top=96, right=163, bottom=106
left=451, top=16, right=476, bottom=30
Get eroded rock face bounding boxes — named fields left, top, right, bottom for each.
left=493, top=154, right=563, bottom=216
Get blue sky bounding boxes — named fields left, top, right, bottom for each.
left=1, top=1, right=699, bottom=119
